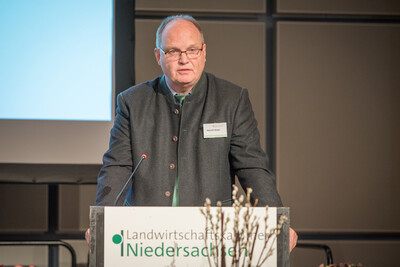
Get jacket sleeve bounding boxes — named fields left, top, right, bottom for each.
left=229, top=88, right=283, bottom=207
left=95, top=93, right=133, bottom=206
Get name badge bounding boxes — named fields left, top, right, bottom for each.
left=203, top=122, right=227, bottom=138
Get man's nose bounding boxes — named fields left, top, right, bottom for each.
left=178, top=51, right=190, bottom=63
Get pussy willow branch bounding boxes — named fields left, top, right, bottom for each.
left=220, top=209, right=226, bottom=267
left=256, top=215, right=287, bottom=267
left=200, top=198, right=213, bottom=267
left=201, top=185, right=284, bottom=267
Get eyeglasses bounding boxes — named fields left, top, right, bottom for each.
left=158, top=46, right=204, bottom=60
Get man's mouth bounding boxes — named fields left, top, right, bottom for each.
left=177, top=69, right=192, bottom=73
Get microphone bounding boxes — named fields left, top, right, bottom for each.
left=113, top=154, right=147, bottom=206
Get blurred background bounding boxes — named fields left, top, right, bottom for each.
left=0, top=0, right=399, bottom=266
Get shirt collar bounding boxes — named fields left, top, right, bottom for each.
left=165, top=80, right=191, bottom=96
left=159, top=72, right=207, bottom=105
left=163, top=71, right=206, bottom=96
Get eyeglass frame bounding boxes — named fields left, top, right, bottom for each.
left=157, top=44, right=204, bottom=60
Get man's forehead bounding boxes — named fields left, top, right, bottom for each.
left=162, top=19, right=202, bottom=41
left=164, top=18, right=197, bottom=31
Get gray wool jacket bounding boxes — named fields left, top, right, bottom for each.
left=95, top=72, right=283, bottom=207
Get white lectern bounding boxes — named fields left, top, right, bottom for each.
left=89, top=206, right=290, bottom=266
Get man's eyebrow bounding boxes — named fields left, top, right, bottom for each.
left=164, top=44, right=200, bottom=50
left=164, top=47, right=179, bottom=51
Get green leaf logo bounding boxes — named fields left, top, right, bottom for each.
left=112, top=234, right=123, bottom=244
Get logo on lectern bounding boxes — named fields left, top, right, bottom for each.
left=112, top=230, right=124, bottom=256
left=113, top=233, right=123, bottom=244
left=110, top=229, right=250, bottom=258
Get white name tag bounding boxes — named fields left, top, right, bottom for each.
left=203, top=122, right=227, bottom=138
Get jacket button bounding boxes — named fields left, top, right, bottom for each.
left=165, top=191, right=171, bottom=197
left=169, top=163, right=175, bottom=170
left=173, top=109, right=179, bottom=115
left=172, top=136, right=178, bottom=142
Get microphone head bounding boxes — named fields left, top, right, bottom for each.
left=141, top=154, right=147, bottom=159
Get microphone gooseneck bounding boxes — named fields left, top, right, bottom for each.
left=113, top=154, right=147, bottom=206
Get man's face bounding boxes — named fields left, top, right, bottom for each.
left=155, top=19, right=206, bottom=93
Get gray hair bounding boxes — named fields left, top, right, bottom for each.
left=156, top=14, right=204, bottom=48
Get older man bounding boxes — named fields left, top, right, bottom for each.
left=92, top=14, right=297, bottom=250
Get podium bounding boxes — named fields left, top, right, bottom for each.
left=89, top=206, right=290, bottom=266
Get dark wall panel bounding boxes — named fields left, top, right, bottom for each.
left=277, top=0, right=400, bottom=15
left=0, top=184, right=48, bottom=232
left=136, top=0, right=266, bottom=14
left=58, top=184, right=97, bottom=232
left=291, top=241, right=400, bottom=267
left=276, top=21, right=400, bottom=231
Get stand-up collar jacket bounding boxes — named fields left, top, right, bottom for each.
left=95, top=72, right=283, bottom=207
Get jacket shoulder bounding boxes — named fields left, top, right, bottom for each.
left=205, top=72, right=246, bottom=101
left=206, top=73, right=243, bottom=93
left=119, top=76, right=161, bottom=100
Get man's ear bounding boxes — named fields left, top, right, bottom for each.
left=203, top=43, right=207, bottom=62
left=154, top=48, right=161, bottom=65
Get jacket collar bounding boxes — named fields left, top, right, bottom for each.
left=159, top=72, right=208, bottom=104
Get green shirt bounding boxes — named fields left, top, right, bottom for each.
left=159, top=73, right=207, bottom=206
